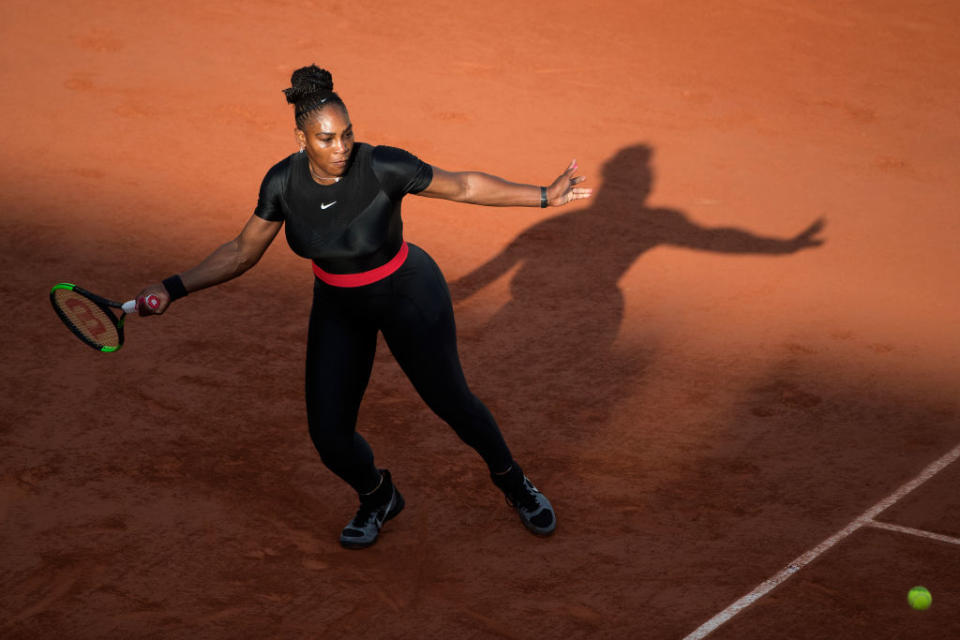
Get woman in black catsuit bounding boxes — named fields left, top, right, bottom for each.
left=136, top=65, right=592, bottom=549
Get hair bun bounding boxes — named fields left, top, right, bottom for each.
left=283, top=65, right=334, bottom=104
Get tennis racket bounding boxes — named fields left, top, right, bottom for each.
left=49, top=283, right=157, bottom=352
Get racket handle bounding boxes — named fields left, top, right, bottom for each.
left=127, top=294, right=160, bottom=314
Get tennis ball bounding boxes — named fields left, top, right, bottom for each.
left=908, top=586, right=932, bottom=610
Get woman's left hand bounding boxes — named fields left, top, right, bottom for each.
left=545, top=159, right=593, bottom=207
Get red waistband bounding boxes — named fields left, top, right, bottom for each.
left=312, top=242, right=409, bottom=287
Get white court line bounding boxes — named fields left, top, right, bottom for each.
left=867, top=520, right=960, bottom=546
left=683, top=441, right=960, bottom=640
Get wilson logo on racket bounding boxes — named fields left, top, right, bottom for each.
left=64, top=297, right=108, bottom=337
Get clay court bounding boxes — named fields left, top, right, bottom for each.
left=2, top=1, right=959, bottom=638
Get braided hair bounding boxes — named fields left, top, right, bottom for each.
left=283, top=65, right=346, bottom=128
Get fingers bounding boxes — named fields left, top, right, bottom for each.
left=796, top=217, right=827, bottom=242
left=801, top=222, right=822, bottom=236
left=554, top=159, right=578, bottom=183
left=136, top=294, right=157, bottom=316
left=136, top=286, right=170, bottom=316
left=546, top=159, right=593, bottom=206
left=139, top=294, right=161, bottom=312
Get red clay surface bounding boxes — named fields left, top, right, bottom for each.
left=2, top=1, right=959, bottom=638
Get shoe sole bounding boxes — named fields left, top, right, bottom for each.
left=340, top=491, right=406, bottom=550
left=519, top=510, right=557, bottom=537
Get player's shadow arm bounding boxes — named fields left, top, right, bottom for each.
left=449, top=210, right=827, bottom=304
left=653, top=211, right=827, bottom=255
left=449, top=243, right=522, bottom=303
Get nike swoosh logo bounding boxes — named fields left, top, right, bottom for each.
left=321, top=201, right=336, bottom=210
left=376, top=495, right=395, bottom=526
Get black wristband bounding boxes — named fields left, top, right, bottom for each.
left=162, top=275, right=189, bottom=301
left=540, top=186, right=547, bottom=208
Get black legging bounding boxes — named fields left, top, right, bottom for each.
left=304, top=243, right=514, bottom=494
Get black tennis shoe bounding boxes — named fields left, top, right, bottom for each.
left=492, top=465, right=556, bottom=536
left=339, top=470, right=405, bottom=549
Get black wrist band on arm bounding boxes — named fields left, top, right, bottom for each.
left=540, top=186, right=547, bottom=208
left=162, top=275, right=189, bottom=301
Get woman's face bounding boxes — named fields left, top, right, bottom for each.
left=296, top=104, right=354, bottom=179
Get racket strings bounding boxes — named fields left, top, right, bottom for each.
left=51, top=288, right=121, bottom=349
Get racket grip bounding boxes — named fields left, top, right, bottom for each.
left=122, top=300, right=137, bottom=314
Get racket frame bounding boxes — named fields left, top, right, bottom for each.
left=49, top=282, right=130, bottom=353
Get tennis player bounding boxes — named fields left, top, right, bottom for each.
left=135, top=65, right=591, bottom=548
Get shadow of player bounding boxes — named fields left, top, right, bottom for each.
left=450, top=144, right=825, bottom=455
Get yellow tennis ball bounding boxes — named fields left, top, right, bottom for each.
left=908, top=586, right=932, bottom=610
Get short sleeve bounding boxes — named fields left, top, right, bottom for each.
left=253, top=157, right=291, bottom=222
left=371, top=146, right=434, bottom=197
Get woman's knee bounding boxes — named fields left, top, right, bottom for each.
left=308, top=420, right=351, bottom=457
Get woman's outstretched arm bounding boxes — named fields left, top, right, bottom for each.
left=418, top=159, right=592, bottom=207
left=135, top=214, right=283, bottom=314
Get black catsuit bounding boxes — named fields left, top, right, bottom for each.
left=254, top=143, right=514, bottom=493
